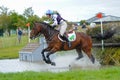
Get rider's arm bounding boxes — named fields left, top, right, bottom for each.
left=51, top=14, right=58, bottom=27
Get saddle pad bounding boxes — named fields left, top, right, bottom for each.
left=58, top=31, right=76, bottom=42
left=68, top=31, right=76, bottom=41
left=58, top=35, right=66, bottom=42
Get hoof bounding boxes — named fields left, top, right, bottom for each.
left=76, top=56, right=83, bottom=60
left=51, top=62, right=56, bottom=66
left=46, top=61, right=51, bottom=64
left=45, top=60, right=51, bottom=64
left=91, top=55, right=95, bottom=64
left=76, top=57, right=80, bottom=60
left=91, top=58, right=95, bottom=64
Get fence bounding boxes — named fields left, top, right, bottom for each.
left=93, top=43, right=120, bottom=47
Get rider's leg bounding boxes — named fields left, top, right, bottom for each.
left=60, top=34, right=71, bottom=47
left=59, top=21, right=71, bottom=47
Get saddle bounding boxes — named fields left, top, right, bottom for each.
left=58, top=30, right=76, bottom=42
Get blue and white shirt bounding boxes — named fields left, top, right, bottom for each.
left=51, top=13, right=65, bottom=26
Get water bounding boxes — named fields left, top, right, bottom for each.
left=0, top=54, right=101, bottom=73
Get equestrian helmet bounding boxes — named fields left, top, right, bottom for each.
left=46, top=10, right=53, bottom=15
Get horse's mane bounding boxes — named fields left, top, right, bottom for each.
left=38, top=22, right=59, bottom=32
left=34, top=21, right=59, bottom=37
left=40, top=22, right=52, bottom=27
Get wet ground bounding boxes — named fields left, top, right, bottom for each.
left=0, top=53, right=101, bottom=73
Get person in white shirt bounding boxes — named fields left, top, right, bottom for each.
left=45, top=10, right=71, bottom=47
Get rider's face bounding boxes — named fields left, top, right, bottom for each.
left=47, top=14, right=51, bottom=18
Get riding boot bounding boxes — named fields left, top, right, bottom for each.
left=60, top=34, right=71, bottom=47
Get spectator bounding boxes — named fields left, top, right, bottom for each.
left=17, top=27, right=22, bottom=43
left=82, top=23, right=86, bottom=29
left=73, top=23, right=78, bottom=31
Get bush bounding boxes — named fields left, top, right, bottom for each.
left=89, top=23, right=120, bottom=65
left=87, top=23, right=120, bottom=43
left=93, top=48, right=120, bottom=65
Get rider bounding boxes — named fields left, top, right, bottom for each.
left=45, top=10, right=71, bottom=47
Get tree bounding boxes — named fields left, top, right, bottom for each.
left=0, top=6, right=11, bottom=36
left=0, top=14, right=10, bottom=29
left=23, top=7, right=34, bottom=18
left=80, top=20, right=86, bottom=25
left=27, top=15, right=41, bottom=28
left=0, top=6, right=8, bottom=15
left=13, top=14, right=26, bottom=28
left=23, top=7, right=43, bottom=28
left=9, top=11, right=19, bottom=30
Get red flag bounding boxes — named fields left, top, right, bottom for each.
left=26, top=23, right=30, bottom=27
left=96, top=13, right=103, bottom=18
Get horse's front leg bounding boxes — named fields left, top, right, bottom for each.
left=41, top=48, right=50, bottom=64
left=46, top=47, right=58, bottom=66
left=46, top=51, right=56, bottom=66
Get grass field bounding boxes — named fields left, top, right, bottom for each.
left=0, top=34, right=120, bottom=80
left=0, top=35, right=38, bottom=59
left=0, top=66, right=120, bottom=80
left=0, top=35, right=28, bottom=48
left=0, top=46, right=23, bottom=59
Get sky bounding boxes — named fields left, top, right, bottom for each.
left=1, top=0, right=120, bottom=21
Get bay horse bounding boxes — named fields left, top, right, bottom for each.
left=30, top=22, right=95, bottom=66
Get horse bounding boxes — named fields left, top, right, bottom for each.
left=30, top=22, right=95, bottom=66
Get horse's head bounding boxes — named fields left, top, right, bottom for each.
left=30, top=22, right=58, bottom=40
left=30, top=23, right=42, bottom=39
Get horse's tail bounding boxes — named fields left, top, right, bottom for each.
left=91, top=28, right=116, bottom=40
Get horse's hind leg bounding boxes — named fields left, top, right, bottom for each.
left=90, top=54, right=95, bottom=63
left=76, top=48, right=83, bottom=60
left=83, top=48, right=95, bottom=63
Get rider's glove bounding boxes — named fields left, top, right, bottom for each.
left=51, top=24, right=56, bottom=29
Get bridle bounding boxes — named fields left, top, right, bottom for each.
left=31, top=24, right=41, bottom=39
left=31, top=22, right=58, bottom=42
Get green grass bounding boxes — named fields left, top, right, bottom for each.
left=0, top=66, right=120, bottom=80
left=0, top=35, right=27, bottom=59
left=0, top=35, right=120, bottom=80
left=0, top=46, right=23, bottom=59
left=0, top=35, right=28, bottom=48
left=0, top=35, right=38, bottom=59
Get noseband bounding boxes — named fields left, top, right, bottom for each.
left=31, top=25, right=41, bottom=39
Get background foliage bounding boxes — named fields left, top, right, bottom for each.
left=88, top=23, right=120, bottom=65
left=86, top=23, right=120, bottom=43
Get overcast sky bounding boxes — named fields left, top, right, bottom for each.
left=1, top=0, right=120, bottom=21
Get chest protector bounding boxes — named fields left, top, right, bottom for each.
left=56, top=13, right=65, bottom=24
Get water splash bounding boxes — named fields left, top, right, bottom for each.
left=0, top=53, right=101, bottom=73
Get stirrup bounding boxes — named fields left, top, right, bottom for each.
left=68, top=42, right=71, bottom=47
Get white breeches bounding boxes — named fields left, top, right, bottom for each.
left=58, top=21, right=67, bottom=36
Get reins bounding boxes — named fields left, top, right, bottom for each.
left=36, top=22, right=59, bottom=42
